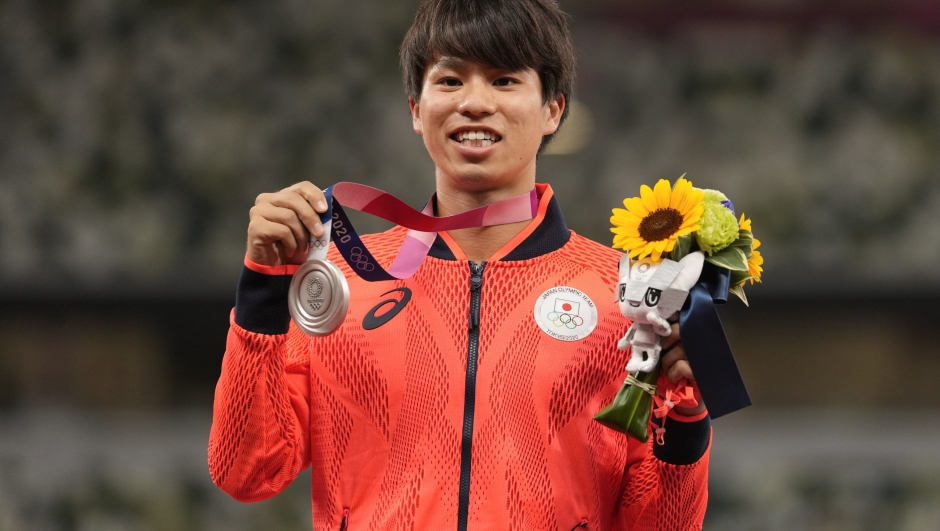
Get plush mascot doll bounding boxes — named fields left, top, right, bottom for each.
left=617, top=251, right=705, bottom=372
left=594, top=251, right=704, bottom=441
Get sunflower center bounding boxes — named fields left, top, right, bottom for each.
left=638, top=208, right=684, bottom=242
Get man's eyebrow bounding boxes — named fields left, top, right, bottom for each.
left=432, top=56, right=468, bottom=71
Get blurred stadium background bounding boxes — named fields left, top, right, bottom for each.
left=2, top=0, right=940, bottom=529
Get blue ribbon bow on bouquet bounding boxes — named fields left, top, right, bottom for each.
left=678, top=263, right=751, bottom=419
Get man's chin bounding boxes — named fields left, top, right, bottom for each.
left=438, top=169, right=506, bottom=193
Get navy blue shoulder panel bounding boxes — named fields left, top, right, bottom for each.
left=427, top=195, right=570, bottom=261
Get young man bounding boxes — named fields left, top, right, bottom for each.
left=209, top=1, right=711, bottom=529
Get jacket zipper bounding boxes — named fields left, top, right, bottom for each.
left=339, top=508, right=349, bottom=530
left=457, top=261, right=486, bottom=531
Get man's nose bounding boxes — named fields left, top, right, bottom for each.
left=457, top=79, right=497, bottom=116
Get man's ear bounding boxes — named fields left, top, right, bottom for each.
left=543, top=94, right=565, bottom=136
left=409, top=97, right=423, bottom=136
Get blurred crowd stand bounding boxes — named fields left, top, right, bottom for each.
left=1, top=0, right=939, bottom=529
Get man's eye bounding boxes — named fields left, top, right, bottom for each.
left=494, top=78, right=514, bottom=87
left=441, top=78, right=461, bottom=87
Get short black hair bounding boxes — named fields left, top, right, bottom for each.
left=400, top=0, right=576, bottom=149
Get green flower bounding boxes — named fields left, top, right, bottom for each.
left=694, top=189, right=739, bottom=254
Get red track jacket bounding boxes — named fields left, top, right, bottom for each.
left=209, top=184, right=711, bottom=530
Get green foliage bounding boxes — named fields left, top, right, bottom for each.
left=669, top=233, right=695, bottom=262
left=729, top=282, right=749, bottom=306
left=730, top=230, right=754, bottom=259
left=705, top=245, right=749, bottom=271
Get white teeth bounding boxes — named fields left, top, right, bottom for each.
left=455, top=130, right=498, bottom=145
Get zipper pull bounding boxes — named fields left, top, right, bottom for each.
left=469, top=262, right=484, bottom=292
left=468, top=262, right=485, bottom=330
left=339, top=508, right=349, bottom=530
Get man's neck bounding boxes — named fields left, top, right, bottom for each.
left=435, top=177, right=536, bottom=263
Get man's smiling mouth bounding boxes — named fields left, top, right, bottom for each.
left=450, top=130, right=502, bottom=148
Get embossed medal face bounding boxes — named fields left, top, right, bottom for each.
left=303, top=272, right=330, bottom=315
left=289, top=259, right=349, bottom=336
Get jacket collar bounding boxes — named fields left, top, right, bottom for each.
left=427, top=183, right=570, bottom=262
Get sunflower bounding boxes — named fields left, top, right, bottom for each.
left=747, top=238, right=763, bottom=284
left=611, top=177, right=704, bottom=261
left=738, top=213, right=763, bottom=284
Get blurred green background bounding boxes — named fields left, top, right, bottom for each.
left=1, top=0, right=939, bottom=529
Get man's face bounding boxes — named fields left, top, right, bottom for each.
left=410, top=57, right=564, bottom=192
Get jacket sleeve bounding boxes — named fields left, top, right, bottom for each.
left=617, top=409, right=711, bottom=530
left=208, top=262, right=311, bottom=502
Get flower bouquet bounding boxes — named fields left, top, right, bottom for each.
left=593, top=176, right=760, bottom=442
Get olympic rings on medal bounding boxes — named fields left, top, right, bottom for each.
left=546, top=311, right=584, bottom=329
left=312, top=239, right=328, bottom=251
left=349, top=247, right=375, bottom=271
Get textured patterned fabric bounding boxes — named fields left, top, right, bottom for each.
left=209, top=187, right=710, bottom=530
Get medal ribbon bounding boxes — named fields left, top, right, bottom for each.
left=306, top=182, right=539, bottom=281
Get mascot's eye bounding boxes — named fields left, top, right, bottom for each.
left=644, top=288, right=662, bottom=307
left=618, top=283, right=626, bottom=302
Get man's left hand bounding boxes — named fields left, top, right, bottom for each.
left=660, top=320, right=706, bottom=416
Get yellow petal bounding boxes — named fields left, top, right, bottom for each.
left=682, top=203, right=704, bottom=223
left=611, top=208, right=643, bottom=226
left=623, top=197, right=649, bottom=217
left=670, top=179, right=691, bottom=210
left=677, top=188, right=704, bottom=216
left=653, top=179, right=672, bottom=209
left=635, top=242, right=655, bottom=259
left=611, top=219, right=641, bottom=232
left=640, top=184, right=659, bottom=213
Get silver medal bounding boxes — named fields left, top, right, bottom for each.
left=288, top=258, right=349, bottom=336
left=288, top=218, right=349, bottom=336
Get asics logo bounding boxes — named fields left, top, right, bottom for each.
left=362, top=288, right=412, bottom=330
left=350, top=247, right=375, bottom=271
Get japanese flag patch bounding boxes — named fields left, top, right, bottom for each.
left=534, top=286, right=598, bottom=341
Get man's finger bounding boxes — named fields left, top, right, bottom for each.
left=660, top=343, right=687, bottom=371
left=251, top=204, right=310, bottom=256
left=248, top=217, right=300, bottom=258
left=264, top=192, right=323, bottom=238
left=667, top=359, right=694, bottom=384
left=289, top=181, right=329, bottom=214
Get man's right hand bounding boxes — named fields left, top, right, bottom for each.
left=247, top=182, right=329, bottom=266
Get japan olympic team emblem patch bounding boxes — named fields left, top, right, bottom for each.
left=534, top=286, right=598, bottom=341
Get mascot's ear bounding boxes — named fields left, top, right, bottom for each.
left=618, top=254, right=631, bottom=279
left=670, top=251, right=704, bottom=292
